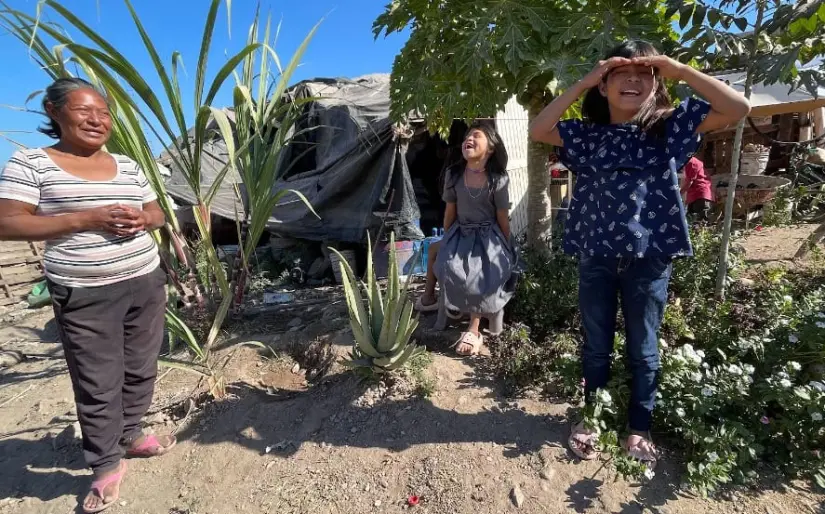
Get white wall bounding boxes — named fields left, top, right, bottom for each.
left=495, top=96, right=530, bottom=237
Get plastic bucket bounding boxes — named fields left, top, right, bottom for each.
left=27, top=280, right=50, bottom=308
left=375, top=241, right=424, bottom=278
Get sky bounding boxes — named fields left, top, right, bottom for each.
left=0, top=0, right=409, bottom=161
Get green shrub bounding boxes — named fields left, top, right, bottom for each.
left=505, top=228, right=825, bottom=494
left=507, top=241, right=580, bottom=342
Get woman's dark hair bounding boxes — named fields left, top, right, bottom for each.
left=38, top=77, right=105, bottom=139
left=582, top=40, right=672, bottom=135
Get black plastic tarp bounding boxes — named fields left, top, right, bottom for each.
left=161, top=74, right=422, bottom=243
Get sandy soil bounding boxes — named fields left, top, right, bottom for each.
left=1, top=232, right=824, bottom=514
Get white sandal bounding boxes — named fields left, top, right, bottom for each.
left=454, top=331, right=483, bottom=356
left=568, top=421, right=599, bottom=460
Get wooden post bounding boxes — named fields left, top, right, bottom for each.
left=800, top=111, right=813, bottom=142
left=813, top=108, right=824, bottom=145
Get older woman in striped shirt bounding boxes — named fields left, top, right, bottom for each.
left=0, top=78, right=175, bottom=513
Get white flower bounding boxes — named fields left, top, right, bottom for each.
left=675, top=407, right=686, bottom=418
left=743, top=364, right=755, bottom=375
left=810, top=381, right=825, bottom=393
left=708, top=451, right=719, bottom=463
left=596, top=389, right=613, bottom=405
left=691, top=372, right=703, bottom=382
left=788, top=334, right=799, bottom=344
left=702, top=387, right=714, bottom=397
left=817, top=321, right=825, bottom=329
left=643, top=468, right=656, bottom=480
left=812, top=412, right=823, bottom=422
left=728, top=364, right=742, bottom=376
left=696, top=349, right=706, bottom=359
left=782, top=295, right=793, bottom=303
left=779, top=379, right=793, bottom=388
left=817, top=312, right=825, bottom=318
left=788, top=361, right=802, bottom=372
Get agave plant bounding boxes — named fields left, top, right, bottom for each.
left=332, top=235, right=425, bottom=375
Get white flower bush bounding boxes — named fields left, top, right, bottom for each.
left=552, top=277, right=825, bottom=496
left=509, top=229, right=825, bottom=495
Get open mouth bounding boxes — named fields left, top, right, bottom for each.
left=81, top=128, right=106, bottom=137
left=620, top=89, right=641, bottom=97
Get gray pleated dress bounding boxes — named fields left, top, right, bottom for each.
left=434, top=167, right=519, bottom=315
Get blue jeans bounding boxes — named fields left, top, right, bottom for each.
left=578, top=255, right=672, bottom=432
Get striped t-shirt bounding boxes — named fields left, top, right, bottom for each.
left=0, top=148, right=160, bottom=288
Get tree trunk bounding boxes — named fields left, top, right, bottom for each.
left=526, top=100, right=552, bottom=250
left=715, top=0, right=765, bottom=300
left=714, top=118, right=746, bottom=299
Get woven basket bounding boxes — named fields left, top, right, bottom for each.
left=712, top=174, right=791, bottom=206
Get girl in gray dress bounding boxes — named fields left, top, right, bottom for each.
left=433, top=123, right=518, bottom=355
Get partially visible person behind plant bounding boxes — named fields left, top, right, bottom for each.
left=0, top=78, right=175, bottom=513
left=530, top=40, right=750, bottom=469
left=426, top=122, right=519, bottom=356
left=680, top=157, right=714, bottom=223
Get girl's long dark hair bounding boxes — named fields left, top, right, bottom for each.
left=462, top=121, right=509, bottom=179
left=443, top=121, right=509, bottom=196
left=582, top=40, right=672, bottom=136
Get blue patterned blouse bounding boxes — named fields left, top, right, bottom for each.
left=557, top=98, right=711, bottom=259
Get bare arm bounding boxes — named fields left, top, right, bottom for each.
left=0, top=200, right=86, bottom=241
left=140, top=201, right=166, bottom=231
left=443, top=202, right=457, bottom=232
left=529, top=82, right=588, bottom=147
left=530, top=57, right=633, bottom=146
left=496, top=209, right=510, bottom=240
left=681, top=66, right=751, bottom=133
left=633, top=56, right=751, bottom=133
left=0, top=200, right=147, bottom=241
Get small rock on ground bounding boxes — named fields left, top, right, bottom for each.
left=510, top=485, right=525, bottom=508
left=539, top=467, right=555, bottom=481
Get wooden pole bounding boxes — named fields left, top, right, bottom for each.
left=800, top=111, right=813, bottom=142
left=812, top=108, right=824, bottom=145
left=715, top=0, right=766, bottom=300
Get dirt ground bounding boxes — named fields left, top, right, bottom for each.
left=1, top=227, right=824, bottom=514
left=738, top=223, right=820, bottom=266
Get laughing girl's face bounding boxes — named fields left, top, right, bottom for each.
left=462, top=129, right=492, bottom=161
left=599, top=63, right=656, bottom=120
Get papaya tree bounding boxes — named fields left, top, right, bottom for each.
left=668, top=0, right=825, bottom=299
left=373, top=0, right=676, bottom=248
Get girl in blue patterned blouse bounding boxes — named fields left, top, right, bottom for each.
left=530, top=40, right=750, bottom=468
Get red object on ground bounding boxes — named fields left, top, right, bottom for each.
left=408, top=496, right=420, bottom=506
left=756, top=225, right=763, bottom=232
left=683, top=157, right=713, bottom=204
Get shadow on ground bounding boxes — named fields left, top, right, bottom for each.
left=0, top=433, right=86, bottom=504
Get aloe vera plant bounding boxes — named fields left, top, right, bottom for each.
left=333, top=236, right=425, bottom=375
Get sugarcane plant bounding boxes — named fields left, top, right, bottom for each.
left=332, top=235, right=425, bottom=376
